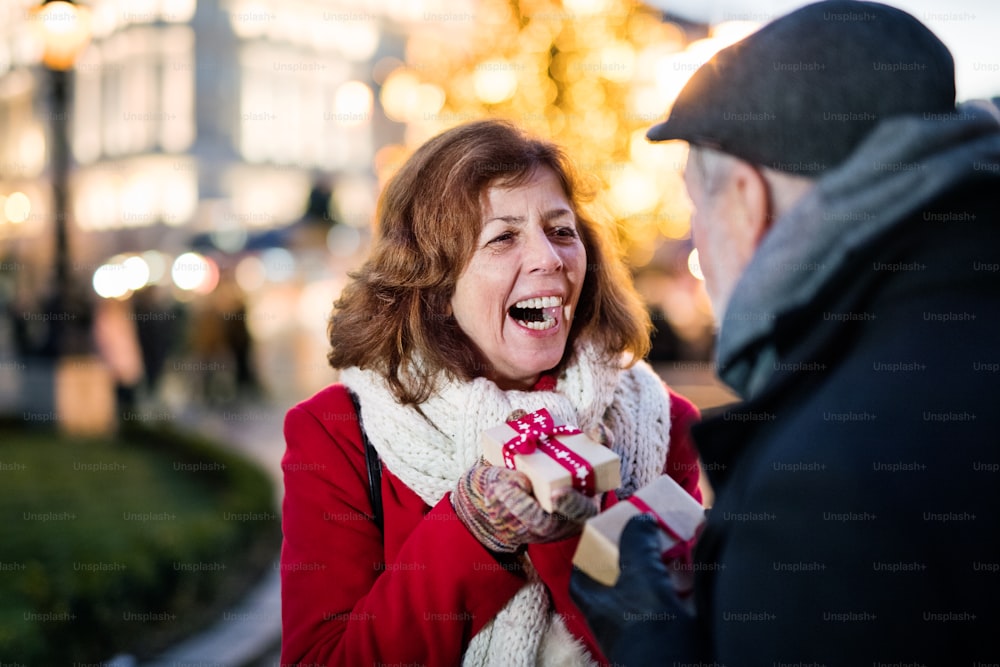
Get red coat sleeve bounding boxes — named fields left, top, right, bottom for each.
left=279, top=386, right=526, bottom=666
left=663, top=387, right=703, bottom=504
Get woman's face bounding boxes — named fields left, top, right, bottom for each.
left=450, top=166, right=587, bottom=390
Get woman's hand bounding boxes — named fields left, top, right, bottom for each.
left=452, top=464, right=598, bottom=554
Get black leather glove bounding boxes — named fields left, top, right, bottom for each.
left=570, top=514, right=701, bottom=666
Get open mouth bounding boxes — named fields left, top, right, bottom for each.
left=508, top=295, right=562, bottom=331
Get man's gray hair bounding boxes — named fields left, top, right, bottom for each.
left=687, top=145, right=816, bottom=222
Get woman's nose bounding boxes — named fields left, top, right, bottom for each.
left=526, top=229, right=563, bottom=273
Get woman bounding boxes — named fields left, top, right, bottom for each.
left=280, top=119, right=703, bottom=666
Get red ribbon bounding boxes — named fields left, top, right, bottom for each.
left=628, top=495, right=698, bottom=594
left=502, top=409, right=595, bottom=495
left=627, top=495, right=686, bottom=546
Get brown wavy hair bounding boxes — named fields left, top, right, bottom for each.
left=328, top=119, right=651, bottom=404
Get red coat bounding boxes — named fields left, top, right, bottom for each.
left=280, top=383, right=703, bottom=666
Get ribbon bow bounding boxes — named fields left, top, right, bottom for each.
left=502, top=409, right=595, bottom=495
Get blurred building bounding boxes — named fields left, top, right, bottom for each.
left=1, top=0, right=411, bottom=274
left=0, top=0, right=475, bottom=407
left=2, top=0, right=727, bottom=409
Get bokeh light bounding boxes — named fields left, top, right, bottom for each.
left=380, top=68, right=422, bottom=123
left=93, top=263, right=130, bottom=299
left=332, top=81, right=374, bottom=127
left=327, top=225, right=362, bottom=258
left=687, top=248, right=704, bottom=281
left=474, top=60, right=519, bottom=105
left=4, top=191, right=30, bottom=223
left=260, top=248, right=296, bottom=283
left=122, top=255, right=151, bottom=291
left=171, top=252, right=218, bottom=293
left=211, top=225, right=249, bottom=254
left=32, top=1, right=93, bottom=71
left=235, top=255, right=267, bottom=292
left=141, top=250, right=169, bottom=285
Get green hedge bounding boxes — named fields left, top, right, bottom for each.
left=0, top=421, right=281, bottom=662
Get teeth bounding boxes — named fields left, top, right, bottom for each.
left=516, top=313, right=557, bottom=330
left=513, top=296, right=562, bottom=309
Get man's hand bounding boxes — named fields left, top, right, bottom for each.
left=570, top=514, right=701, bottom=665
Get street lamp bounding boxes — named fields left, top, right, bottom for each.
left=31, top=1, right=113, bottom=435
left=32, top=1, right=91, bottom=354
left=34, top=1, right=92, bottom=71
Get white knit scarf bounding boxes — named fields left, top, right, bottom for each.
left=340, top=343, right=671, bottom=666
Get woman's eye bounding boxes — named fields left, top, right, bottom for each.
left=551, top=226, right=578, bottom=238
left=488, top=231, right=515, bottom=245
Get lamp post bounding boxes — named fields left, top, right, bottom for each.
left=32, top=1, right=114, bottom=436
left=32, top=0, right=91, bottom=355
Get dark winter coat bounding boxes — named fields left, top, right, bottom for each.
left=692, top=101, right=1000, bottom=666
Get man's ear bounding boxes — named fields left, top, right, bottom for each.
left=730, top=160, right=773, bottom=249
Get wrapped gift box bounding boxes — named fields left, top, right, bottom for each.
left=572, top=474, right=705, bottom=586
left=481, top=408, right=621, bottom=513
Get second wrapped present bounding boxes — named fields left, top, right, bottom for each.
left=572, top=474, right=705, bottom=586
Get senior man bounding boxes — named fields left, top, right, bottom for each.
left=571, top=1, right=1000, bottom=665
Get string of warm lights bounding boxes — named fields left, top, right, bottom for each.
left=373, top=0, right=758, bottom=268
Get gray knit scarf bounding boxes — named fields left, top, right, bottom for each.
left=340, top=342, right=671, bottom=666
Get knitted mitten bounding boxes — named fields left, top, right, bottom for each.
left=452, top=464, right=598, bottom=554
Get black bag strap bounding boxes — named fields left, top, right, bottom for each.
left=347, top=390, right=383, bottom=532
